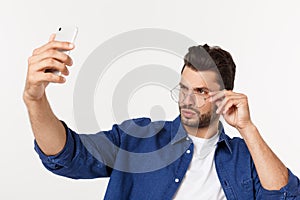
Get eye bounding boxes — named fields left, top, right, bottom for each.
left=195, top=88, right=209, bottom=95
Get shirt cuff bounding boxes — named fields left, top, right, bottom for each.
left=259, top=169, right=300, bottom=198
left=279, top=169, right=300, bottom=197
left=34, top=121, right=75, bottom=170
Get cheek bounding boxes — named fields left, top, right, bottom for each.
left=199, top=101, right=215, bottom=113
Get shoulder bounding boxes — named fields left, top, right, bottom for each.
left=224, top=134, right=251, bottom=155
left=118, top=117, right=169, bottom=127
left=229, top=136, right=246, bottom=146
left=120, top=117, right=152, bottom=126
left=113, top=117, right=173, bottom=136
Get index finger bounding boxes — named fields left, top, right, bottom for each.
left=208, top=90, right=226, bottom=102
left=49, top=33, right=56, bottom=42
left=33, top=40, right=74, bottom=56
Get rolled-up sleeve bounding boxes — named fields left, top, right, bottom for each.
left=257, top=169, right=300, bottom=199
left=34, top=121, right=115, bottom=179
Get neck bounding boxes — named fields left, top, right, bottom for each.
left=184, top=119, right=219, bottom=139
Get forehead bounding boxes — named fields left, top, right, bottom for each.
left=180, top=67, right=221, bottom=90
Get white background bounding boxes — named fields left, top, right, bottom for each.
left=1, top=0, right=300, bottom=199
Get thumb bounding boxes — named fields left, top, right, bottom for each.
left=49, top=33, right=56, bottom=42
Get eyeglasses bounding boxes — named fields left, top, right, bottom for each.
left=170, top=84, right=210, bottom=108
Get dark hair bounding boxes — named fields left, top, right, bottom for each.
left=181, top=44, right=236, bottom=90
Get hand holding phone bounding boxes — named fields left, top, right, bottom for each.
left=46, top=26, right=78, bottom=75
left=55, top=26, right=78, bottom=54
left=25, top=28, right=77, bottom=101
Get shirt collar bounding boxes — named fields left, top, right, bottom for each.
left=171, top=115, right=188, bottom=145
left=217, top=121, right=233, bottom=154
left=170, top=115, right=233, bottom=154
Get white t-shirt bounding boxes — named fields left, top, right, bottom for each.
left=173, top=132, right=226, bottom=200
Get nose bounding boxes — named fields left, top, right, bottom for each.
left=182, top=93, right=196, bottom=106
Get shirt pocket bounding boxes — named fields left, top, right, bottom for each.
left=242, top=178, right=254, bottom=192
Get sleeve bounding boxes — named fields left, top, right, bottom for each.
left=255, top=169, right=300, bottom=199
left=34, top=121, right=120, bottom=179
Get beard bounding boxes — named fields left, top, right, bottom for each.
left=179, top=104, right=218, bottom=128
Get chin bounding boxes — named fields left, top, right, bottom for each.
left=180, top=115, right=199, bottom=128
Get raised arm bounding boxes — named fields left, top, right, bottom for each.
left=23, top=34, right=74, bottom=156
left=210, top=90, right=288, bottom=190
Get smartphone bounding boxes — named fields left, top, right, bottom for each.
left=55, top=25, right=78, bottom=55
left=46, top=26, right=78, bottom=75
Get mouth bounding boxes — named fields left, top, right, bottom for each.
left=181, top=108, right=197, bottom=118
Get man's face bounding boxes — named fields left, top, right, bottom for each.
left=179, top=67, right=221, bottom=128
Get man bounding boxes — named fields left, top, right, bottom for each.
left=24, top=34, right=300, bottom=199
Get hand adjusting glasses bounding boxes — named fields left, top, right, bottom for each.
left=170, top=83, right=210, bottom=108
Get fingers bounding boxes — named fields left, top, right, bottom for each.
left=209, top=90, right=237, bottom=102
left=24, top=35, right=74, bottom=101
left=29, top=49, right=73, bottom=67
left=41, top=72, right=66, bottom=83
left=49, top=33, right=56, bottom=42
left=29, top=71, right=66, bottom=85
left=33, top=40, right=74, bottom=56
left=27, top=58, right=69, bottom=83
left=36, top=58, right=69, bottom=76
left=28, top=35, right=75, bottom=78
left=216, top=96, right=244, bottom=114
left=209, top=90, right=247, bottom=114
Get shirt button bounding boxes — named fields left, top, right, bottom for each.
left=186, top=149, right=191, bottom=154
left=186, top=137, right=190, bottom=141
left=175, top=178, right=180, bottom=183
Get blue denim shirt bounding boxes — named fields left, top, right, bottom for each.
left=35, top=116, right=300, bottom=199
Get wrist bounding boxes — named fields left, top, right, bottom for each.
left=23, top=92, right=47, bottom=107
left=237, top=122, right=257, bottom=137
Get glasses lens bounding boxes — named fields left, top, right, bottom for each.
left=171, top=87, right=180, bottom=103
left=194, top=95, right=205, bottom=108
left=170, top=85, right=207, bottom=108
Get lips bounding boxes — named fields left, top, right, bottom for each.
left=181, top=108, right=197, bottom=118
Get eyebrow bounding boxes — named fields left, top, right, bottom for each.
left=179, top=82, right=210, bottom=92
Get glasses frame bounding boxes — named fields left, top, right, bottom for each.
left=170, top=84, right=210, bottom=108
